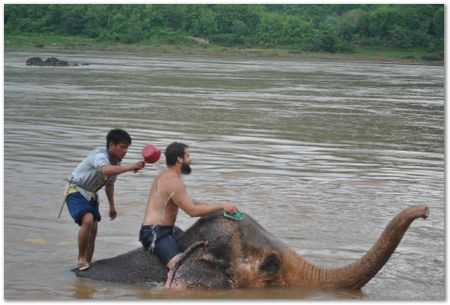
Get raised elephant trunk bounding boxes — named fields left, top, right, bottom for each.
left=284, top=204, right=429, bottom=289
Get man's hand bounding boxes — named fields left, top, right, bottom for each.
left=222, top=203, right=239, bottom=215
left=132, top=160, right=146, bottom=173
left=109, top=207, right=117, bottom=220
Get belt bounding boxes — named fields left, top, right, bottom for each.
left=65, top=186, right=79, bottom=197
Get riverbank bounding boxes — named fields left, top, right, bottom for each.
left=5, top=33, right=443, bottom=65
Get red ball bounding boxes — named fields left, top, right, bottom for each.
left=141, top=144, right=161, bottom=163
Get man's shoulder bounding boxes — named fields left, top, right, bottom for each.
left=85, top=147, right=106, bottom=158
left=86, top=147, right=111, bottom=167
left=160, top=171, right=184, bottom=188
left=92, top=147, right=107, bottom=155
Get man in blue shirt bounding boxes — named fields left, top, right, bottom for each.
left=65, top=129, right=145, bottom=271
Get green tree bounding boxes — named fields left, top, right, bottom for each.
left=213, top=5, right=260, bottom=35
left=4, top=4, right=444, bottom=56
left=190, top=7, right=218, bottom=37
left=256, top=12, right=313, bottom=46
left=59, top=5, right=87, bottom=35
left=336, top=9, right=366, bottom=43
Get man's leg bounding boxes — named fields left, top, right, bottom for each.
left=85, top=220, right=98, bottom=263
left=164, top=241, right=210, bottom=288
left=167, top=253, right=182, bottom=270
left=165, top=253, right=182, bottom=288
left=78, top=213, right=94, bottom=264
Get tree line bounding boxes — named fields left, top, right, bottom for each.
left=4, top=4, right=444, bottom=55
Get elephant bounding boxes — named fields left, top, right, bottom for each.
left=26, top=57, right=68, bottom=66
left=74, top=204, right=429, bottom=290
left=26, top=57, right=89, bottom=66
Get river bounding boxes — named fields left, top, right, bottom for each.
left=3, top=49, right=444, bottom=300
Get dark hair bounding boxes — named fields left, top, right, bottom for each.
left=165, top=142, right=188, bottom=166
left=106, top=129, right=132, bottom=147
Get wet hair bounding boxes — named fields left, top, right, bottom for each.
left=165, top=142, right=188, bottom=166
left=106, top=129, right=132, bottom=147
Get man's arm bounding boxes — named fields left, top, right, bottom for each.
left=105, top=183, right=117, bottom=220
left=100, top=161, right=145, bottom=176
left=171, top=181, right=238, bottom=217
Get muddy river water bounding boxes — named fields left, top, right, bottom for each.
left=3, top=49, right=444, bottom=300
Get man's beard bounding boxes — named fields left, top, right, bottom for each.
left=181, top=162, right=192, bottom=175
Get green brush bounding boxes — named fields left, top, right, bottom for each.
left=223, top=211, right=245, bottom=220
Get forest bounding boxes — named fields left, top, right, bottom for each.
left=4, top=4, right=444, bottom=59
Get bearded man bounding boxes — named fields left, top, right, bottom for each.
left=139, top=142, right=239, bottom=281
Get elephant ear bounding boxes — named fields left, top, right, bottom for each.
left=167, top=240, right=233, bottom=289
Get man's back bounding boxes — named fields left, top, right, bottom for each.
left=142, top=169, right=181, bottom=227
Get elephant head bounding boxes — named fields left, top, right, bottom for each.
left=166, top=211, right=290, bottom=289
left=75, top=205, right=429, bottom=290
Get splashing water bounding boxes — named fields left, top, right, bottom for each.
left=153, top=159, right=164, bottom=174
left=150, top=170, right=175, bottom=253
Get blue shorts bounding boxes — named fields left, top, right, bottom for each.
left=66, top=192, right=101, bottom=226
left=139, top=225, right=184, bottom=264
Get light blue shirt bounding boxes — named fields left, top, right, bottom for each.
left=69, top=147, right=120, bottom=200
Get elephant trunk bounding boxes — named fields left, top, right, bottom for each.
left=287, top=204, right=429, bottom=289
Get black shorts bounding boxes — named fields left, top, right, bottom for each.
left=139, top=225, right=184, bottom=265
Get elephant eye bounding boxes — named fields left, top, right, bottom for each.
left=259, top=253, right=281, bottom=277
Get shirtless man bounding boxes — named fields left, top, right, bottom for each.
left=139, top=142, right=239, bottom=277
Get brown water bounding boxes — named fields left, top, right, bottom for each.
left=4, top=49, right=444, bottom=300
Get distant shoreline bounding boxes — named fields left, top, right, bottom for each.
left=5, top=34, right=443, bottom=66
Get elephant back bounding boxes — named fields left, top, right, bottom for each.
left=75, top=247, right=167, bottom=283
